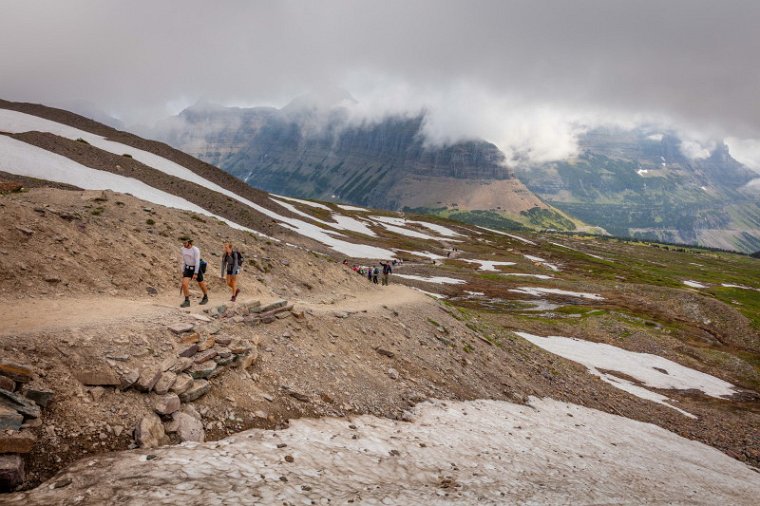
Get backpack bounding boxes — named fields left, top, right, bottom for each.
left=199, top=259, right=208, bottom=274
left=235, top=251, right=244, bottom=266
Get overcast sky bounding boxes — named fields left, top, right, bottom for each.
left=1, top=0, right=759, bottom=166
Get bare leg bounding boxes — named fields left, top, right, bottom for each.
left=228, top=275, right=237, bottom=297
left=182, top=277, right=191, bottom=297
left=199, top=281, right=208, bottom=295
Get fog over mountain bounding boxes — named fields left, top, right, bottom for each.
left=1, top=0, right=759, bottom=168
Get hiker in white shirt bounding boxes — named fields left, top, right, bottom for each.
left=180, top=238, right=208, bottom=307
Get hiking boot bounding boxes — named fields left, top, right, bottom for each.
left=231, top=288, right=240, bottom=302
left=199, top=295, right=208, bottom=305
left=180, top=299, right=190, bottom=308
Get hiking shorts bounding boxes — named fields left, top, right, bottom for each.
left=183, top=265, right=204, bottom=282
left=226, top=266, right=240, bottom=276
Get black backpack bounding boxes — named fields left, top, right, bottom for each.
left=234, top=251, right=244, bottom=266
left=199, top=259, right=208, bottom=274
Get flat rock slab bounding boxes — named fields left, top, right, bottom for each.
left=23, top=387, right=54, bottom=408
left=168, top=323, right=195, bottom=334
left=0, top=389, right=41, bottom=419
left=0, top=431, right=37, bottom=453
left=74, top=365, right=120, bottom=387
left=179, top=380, right=210, bottom=403
left=0, top=406, right=23, bottom=431
left=0, top=361, right=34, bottom=383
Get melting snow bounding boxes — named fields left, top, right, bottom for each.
left=413, top=288, right=447, bottom=299
left=329, top=214, right=377, bottom=236
left=11, top=398, right=760, bottom=505
left=516, top=332, right=738, bottom=416
left=370, top=215, right=461, bottom=238
left=683, top=280, right=707, bottom=289
left=524, top=254, right=561, bottom=271
left=509, top=286, right=603, bottom=300
left=393, top=249, right=445, bottom=260
left=722, top=283, right=760, bottom=291
left=396, top=274, right=466, bottom=285
left=476, top=226, right=537, bottom=245
left=273, top=194, right=331, bottom=210
left=501, top=273, right=554, bottom=280
left=0, top=136, right=259, bottom=235
left=336, top=203, right=369, bottom=212
left=461, top=259, right=516, bottom=271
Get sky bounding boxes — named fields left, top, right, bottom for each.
left=1, top=0, right=759, bottom=168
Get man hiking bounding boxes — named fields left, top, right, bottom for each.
left=221, top=242, right=242, bottom=302
left=380, top=260, right=392, bottom=286
left=180, top=238, right=208, bottom=307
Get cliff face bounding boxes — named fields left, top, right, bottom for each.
left=514, top=127, right=760, bottom=252
left=153, top=104, right=538, bottom=213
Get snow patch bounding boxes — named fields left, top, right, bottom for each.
left=396, top=274, right=466, bottom=285
left=336, top=203, right=369, bottom=212
left=516, top=332, right=737, bottom=414
left=501, top=273, right=555, bottom=280
left=460, top=259, right=516, bottom=271
left=0, top=136, right=260, bottom=236
left=13, top=399, right=760, bottom=504
left=509, top=287, right=603, bottom=300
left=273, top=194, right=331, bottom=210
left=683, top=280, right=707, bottom=289
left=524, top=254, right=560, bottom=271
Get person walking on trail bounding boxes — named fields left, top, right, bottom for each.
left=367, top=266, right=373, bottom=282
left=380, top=260, right=392, bottom=286
left=372, top=265, right=379, bottom=284
left=180, top=239, right=208, bottom=307
left=221, top=242, right=242, bottom=302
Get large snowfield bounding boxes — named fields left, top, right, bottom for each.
left=8, top=398, right=760, bottom=505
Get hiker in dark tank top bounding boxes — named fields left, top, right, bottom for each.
left=221, top=242, right=242, bottom=302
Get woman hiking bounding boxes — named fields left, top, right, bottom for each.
left=180, top=238, right=208, bottom=307
left=221, top=242, right=243, bottom=302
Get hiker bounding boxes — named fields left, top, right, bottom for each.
left=372, top=265, right=379, bottom=284
left=380, top=261, right=392, bottom=286
left=221, top=242, right=243, bottom=302
left=180, top=239, right=208, bottom=307
left=367, top=266, right=373, bottom=282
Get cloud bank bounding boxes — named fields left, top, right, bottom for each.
left=1, top=0, right=759, bottom=166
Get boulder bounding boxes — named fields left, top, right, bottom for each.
left=134, top=414, right=167, bottom=448
left=0, top=406, right=23, bottom=431
left=179, top=380, right=210, bottom=402
left=214, top=336, right=232, bottom=346
left=170, top=357, right=194, bottom=373
left=169, top=374, right=193, bottom=395
left=193, top=349, right=217, bottom=364
left=116, top=367, right=139, bottom=390
left=154, top=393, right=181, bottom=416
left=134, top=368, right=162, bottom=393
left=23, top=387, right=54, bottom=408
left=172, top=412, right=205, bottom=443
left=0, top=431, right=37, bottom=453
left=153, top=372, right=177, bottom=395
left=197, top=338, right=216, bottom=352
left=178, top=344, right=199, bottom=358
left=0, top=362, right=34, bottom=383
left=158, top=357, right=177, bottom=372
left=188, top=361, right=216, bottom=380
left=179, top=332, right=200, bottom=345
left=0, top=455, right=24, bottom=492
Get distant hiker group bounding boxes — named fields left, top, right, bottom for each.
left=179, top=239, right=244, bottom=307
left=345, top=258, right=400, bottom=286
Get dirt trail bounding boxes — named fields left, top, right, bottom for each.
left=0, top=283, right=429, bottom=337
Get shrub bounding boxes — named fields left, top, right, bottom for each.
left=146, top=219, right=155, bottom=226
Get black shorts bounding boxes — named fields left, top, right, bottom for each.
left=227, top=267, right=240, bottom=276
left=183, top=266, right=204, bottom=282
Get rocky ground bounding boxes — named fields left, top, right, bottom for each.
left=1, top=186, right=759, bottom=498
